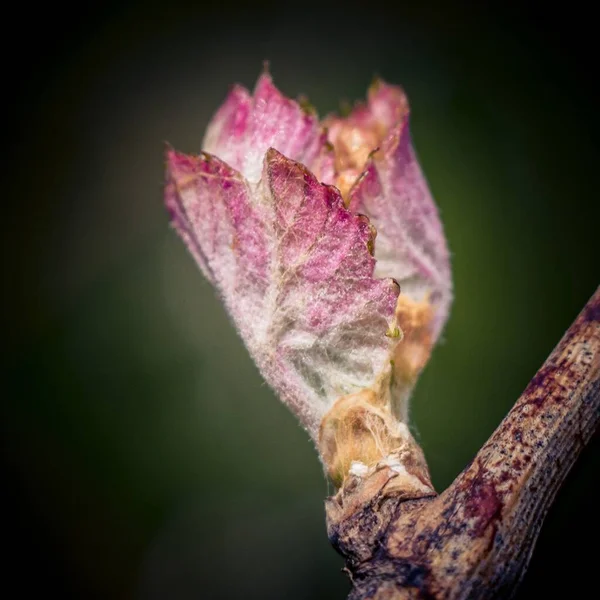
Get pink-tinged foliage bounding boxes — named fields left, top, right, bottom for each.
left=165, top=71, right=451, bottom=442
left=327, top=82, right=451, bottom=340
left=203, top=73, right=335, bottom=185
left=167, top=147, right=399, bottom=438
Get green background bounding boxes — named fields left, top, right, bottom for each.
left=4, top=2, right=599, bottom=598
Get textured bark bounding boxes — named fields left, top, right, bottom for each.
left=327, top=287, right=600, bottom=599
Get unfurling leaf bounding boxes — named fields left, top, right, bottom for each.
left=165, top=69, right=452, bottom=489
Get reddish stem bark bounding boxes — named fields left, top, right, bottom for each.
left=327, top=286, right=600, bottom=599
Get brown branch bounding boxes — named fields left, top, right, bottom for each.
left=327, top=286, right=600, bottom=599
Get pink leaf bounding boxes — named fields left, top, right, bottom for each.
left=166, top=147, right=399, bottom=439
left=203, top=72, right=334, bottom=185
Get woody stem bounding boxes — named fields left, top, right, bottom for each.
left=328, top=286, right=600, bottom=599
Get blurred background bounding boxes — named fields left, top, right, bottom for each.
left=3, top=2, right=599, bottom=599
